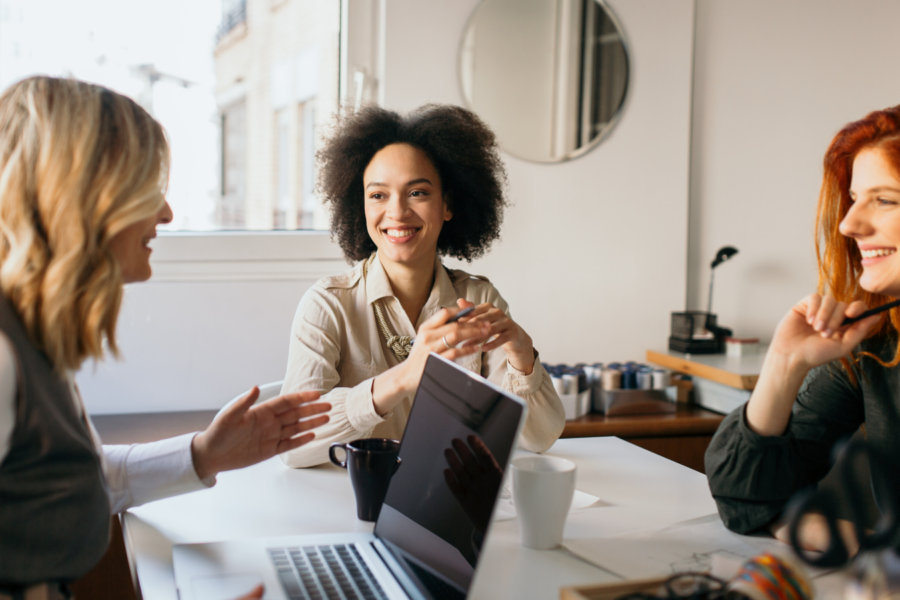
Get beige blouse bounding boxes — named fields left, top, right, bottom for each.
left=279, top=254, right=565, bottom=468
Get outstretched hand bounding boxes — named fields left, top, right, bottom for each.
left=191, top=388, right=331, bottom=480
left=233, top=585, right=264, bottom=600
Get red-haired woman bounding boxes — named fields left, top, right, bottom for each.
left=705, top=106, right=900, bottom=552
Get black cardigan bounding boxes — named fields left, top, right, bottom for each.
left=704, top=335, right=899, bottom=534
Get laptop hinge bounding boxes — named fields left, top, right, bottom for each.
left=371, top=539, right=430, bottom=600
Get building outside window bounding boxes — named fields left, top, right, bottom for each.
left=0, top=0, right=339, bottom=232
left=214, top=0, right=338, bottom=231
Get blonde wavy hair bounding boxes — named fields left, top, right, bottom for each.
left=0, top=76, right=169, bottom=371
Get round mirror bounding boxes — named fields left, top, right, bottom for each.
left=459, top=0, right=629, bottom=163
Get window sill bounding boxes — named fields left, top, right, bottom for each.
left=148, top=230, right=348, bottom=282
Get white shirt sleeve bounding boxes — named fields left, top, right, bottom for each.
left=103, top=434, right=216, bottom=514
left=0, top=334, right=213, bottom=513
left=0, top=334, right=17, bottom=464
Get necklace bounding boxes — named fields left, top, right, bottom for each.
left=362, top=253, right=414, bottom=362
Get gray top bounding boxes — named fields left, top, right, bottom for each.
left=0, top=294, right=110, bottom=585
left=705, top=335, right=900, bottom=534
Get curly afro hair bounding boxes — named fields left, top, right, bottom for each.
left=317, top=103, right=508, bottom=262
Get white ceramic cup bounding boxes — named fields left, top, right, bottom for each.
left=511, top=455, right=576, bottom=549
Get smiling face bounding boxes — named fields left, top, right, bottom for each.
left=839, top=147, right=900, bottom=296
left=108, top=196, right=173, bottom=283
left=363, top=143, right=452, bottom=270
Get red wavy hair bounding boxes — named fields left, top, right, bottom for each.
left=816, top=105, right=900, bottom=368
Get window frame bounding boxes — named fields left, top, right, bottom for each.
left=149, top=231, right=346, bottom=283
left=152, top=0, right=382, bottom=277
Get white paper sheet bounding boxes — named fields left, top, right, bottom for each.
left=563, top=514, right=789, bottom=580
left=492, top=487, right=608, bottom=521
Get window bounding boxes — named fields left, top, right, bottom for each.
left=0, top=0, right=340, bottom=232
left=220, top=101, right=247, bottom=228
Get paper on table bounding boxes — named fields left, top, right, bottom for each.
left=563, top=514, right=789, bottom=580
left=492, top=486, right=608, bottom=522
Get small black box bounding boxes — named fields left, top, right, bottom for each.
left=669, top=311, right=731, bottom=354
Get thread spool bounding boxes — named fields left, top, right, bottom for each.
left=652, top=369, right=670, bottom=390
left=562, top=373, right=580, bottom=395
left=577, top=370, right=587, bottom=393
left=728, top=553, right=813, bottom=600
left=582, top=365, right=597, bottom=385
left=637, top=368, right=653, bottom=390
left=551, top=376, right=566, bottom=397
left=601, top=368, right=621, bottom=390
left=621, top=367, right=637, bottom=389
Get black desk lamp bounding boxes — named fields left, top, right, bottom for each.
left=668, top=246, right=739, bottom=354
left=707, top=246, right=738, bottom=318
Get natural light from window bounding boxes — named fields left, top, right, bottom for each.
left=0, top=0, right=339, bottom=232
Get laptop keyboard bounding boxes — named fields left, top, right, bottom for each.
left=269, top=544, right=388, bottom=600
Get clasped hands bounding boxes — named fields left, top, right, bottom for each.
left=372, top=299, right=535, bottom=416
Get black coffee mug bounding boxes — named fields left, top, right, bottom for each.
left=329, top=438, right=402, bottom=522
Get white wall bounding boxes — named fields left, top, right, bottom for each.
left=91, top=0, right=900, bottom=413
left=78, top=0, right=694, bottom=414
left=78, top=234, right=346, bottom=414
left=687, top=0, right=900, bottom=341
left=383, top=0, right=695, bottom=367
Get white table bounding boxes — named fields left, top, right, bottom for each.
left=123, top=437, right=721, bottom=599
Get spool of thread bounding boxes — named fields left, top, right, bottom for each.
left=551, top=376, right=566, bottom=397
left=652, top=369, right=670, bottom=390
left=728, top=553, right=813, bottom=600
left=562, top=373, right=580, bottom=395
left=637, top=368, right=653, bottom=390
left=601, top=368, right=621, bottom=390
left=607, top=362, right=621, bottom=371
left=621, top=367, right=637, bottom=389
left=577, top=370, right=587, bottom=393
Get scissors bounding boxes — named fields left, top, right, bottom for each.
left=784, top=438, right=900, bottom=568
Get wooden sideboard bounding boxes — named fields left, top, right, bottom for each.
left=561, top=405, right=725, bottom=473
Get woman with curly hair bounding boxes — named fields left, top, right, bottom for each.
left=279, top=104, right=565, bottom=468
left=706, top=105, right=900, bottom=553
left=0, top=77, right=329, bottom=598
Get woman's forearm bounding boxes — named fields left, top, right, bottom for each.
left=744, top=349, right=810, bottom=436
left=372, top=365, right=411, bottom=416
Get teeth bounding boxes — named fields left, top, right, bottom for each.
left=861, top=248, right=896, bottom=258
left=386, top=229, right=415, bottom=238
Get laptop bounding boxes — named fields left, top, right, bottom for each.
left=173, top=353, right=528, bottom=600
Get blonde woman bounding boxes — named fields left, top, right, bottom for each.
left=0, top=77, right=330, bottom=599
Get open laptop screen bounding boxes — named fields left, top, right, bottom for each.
left=374, top=353, right=525, bottom=595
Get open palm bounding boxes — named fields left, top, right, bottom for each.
left=191, top=388, right=331, bottom=480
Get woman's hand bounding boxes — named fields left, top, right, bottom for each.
left=770, top=294, right=881, bottom=371
left=456, top=299, right=535, bottom=374
left=191, top=388, right=331, bottom=480
left=372, top=307, right=491, bottom=415
left=770, top=516, right=860, bottom=557
left=746, top=294, right=880, bottom=437
left=233, top=585, right=264, bottom=600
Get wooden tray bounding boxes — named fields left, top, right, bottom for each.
left=561, top=576, right=669, bottom=600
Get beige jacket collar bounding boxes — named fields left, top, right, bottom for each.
left=364, top=253, right=459, bottom=314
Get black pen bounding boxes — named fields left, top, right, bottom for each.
left=446, top=306, right=475, bottom=324
left=841, top=298, right=900, bottom=326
